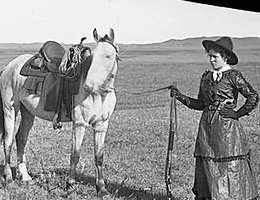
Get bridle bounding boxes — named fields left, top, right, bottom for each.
left=98, top=36, right=120, bottom=54
left=97, top=38, right=121, bottom=93
left=61, top=37, right=120, bottom=93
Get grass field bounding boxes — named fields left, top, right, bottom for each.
left=0, top=37, right=259, bottom=199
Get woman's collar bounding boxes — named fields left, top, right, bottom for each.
left=212, top=64, right=231, bottom=73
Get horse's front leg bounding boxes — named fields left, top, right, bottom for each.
left=69, top=123, right=85, bottom=182
left=93, top=121, right=109, bottom=197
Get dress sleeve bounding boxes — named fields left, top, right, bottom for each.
left=180, top=94, right=204, bottom=110
left=176, top=70, right=209, bottom=111
left=231, top=70, right=259, bottom=114
left=174, top=83, right=204, bottom=111
left=183, top=72, right=206, bottom=111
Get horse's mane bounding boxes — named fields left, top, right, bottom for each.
left=0, top=62, right=10, bottom=75
left=99, top=35, right=110, bottom=42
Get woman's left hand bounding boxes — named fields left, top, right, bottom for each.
left=219, top=108, right=238, bottom=120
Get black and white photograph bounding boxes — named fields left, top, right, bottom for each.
left=0, top=0, right=259, bottom=199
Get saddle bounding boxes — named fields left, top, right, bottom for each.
left=20, top=41, right=65, bottom=76
left=21, top=40, right=86, bottom=129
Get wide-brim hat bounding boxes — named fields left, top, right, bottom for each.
left=202, top=37, right=238, bottom=65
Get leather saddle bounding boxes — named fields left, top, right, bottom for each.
left=21, top=40, right=88, bottom=129
left=20, top=41, right=65, bottom=77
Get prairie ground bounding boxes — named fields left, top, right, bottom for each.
left=0, top=39, right=259, bottom=199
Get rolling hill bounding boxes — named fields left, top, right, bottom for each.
left=0, top=37, right=259, bottom=53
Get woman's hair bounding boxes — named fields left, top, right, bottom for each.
left=206, top=46, right=232, bottom=64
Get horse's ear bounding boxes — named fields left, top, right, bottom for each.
left=93, top=28, right=101, bottom=42
left=108, top=28, right=115, bottom=43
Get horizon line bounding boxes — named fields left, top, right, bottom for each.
left=0, top=36, right=259, bottom=46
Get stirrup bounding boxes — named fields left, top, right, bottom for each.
left=53, top=121, right=62, bottom=130
left=52, top=113, right=62, bottom=130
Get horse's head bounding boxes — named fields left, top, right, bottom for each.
left=59, top=37, right=91, bottom=77
left=83, top=28, right=119, bottom=93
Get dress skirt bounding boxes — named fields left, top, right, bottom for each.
left=192, top=156, right=259, bottom=200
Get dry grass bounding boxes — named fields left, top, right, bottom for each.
left=0, top=40, right=259, bottom=199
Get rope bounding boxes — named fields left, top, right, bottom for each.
left=121, top=85, right=172, bottom=95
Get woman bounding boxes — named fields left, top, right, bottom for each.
left=170, top=37, right=259, bottom=200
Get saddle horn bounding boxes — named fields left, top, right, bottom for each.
left=80, top=37, right=87, bottom=45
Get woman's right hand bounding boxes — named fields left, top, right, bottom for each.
left=170, top=85, right=180, bottom=97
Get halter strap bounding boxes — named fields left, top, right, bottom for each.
left=97, top=39, right=119, bottom=93
left=98, top=37, right=119, bottom=53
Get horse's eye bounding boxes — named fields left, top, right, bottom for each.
left=106, top=55, right=110, bottom=59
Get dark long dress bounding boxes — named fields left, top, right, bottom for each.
left=192, top=69, right=259, bottom=200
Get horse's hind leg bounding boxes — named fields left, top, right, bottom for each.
left=2, top=101, right=17, bottom=183
left=15, top=104, right=35, bottom=182
left=93, top=121, right=110, bottom=197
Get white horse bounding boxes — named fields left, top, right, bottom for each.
left=0, top=28, right=118, bottom=197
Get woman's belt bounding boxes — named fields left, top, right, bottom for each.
left=204, top=99, right=234, bottom=124
left=204, top=99, right=234, bottom=111
left=205, top=104, right=218, bottom=111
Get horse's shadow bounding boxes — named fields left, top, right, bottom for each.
left=0, top=166, right=181, bottom=199
left=48, top=168, right=175, bottom=200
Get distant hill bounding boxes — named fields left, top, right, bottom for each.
left=0, top=37, right=259, bottom=53
left=120, top=37, right=260, bottom=51
left=0, top=42, right=72, bottom=53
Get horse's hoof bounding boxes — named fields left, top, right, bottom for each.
left=4, top=175, right=13, bottom=186
left=53, top=122, right=62, bottom=130
left=97, top=188, right=110, bottom=198
left=22, top=179, right=34, bottom=186
left=20, top=173, right=33, bottom=184
left=98, top=194, right=111, bottom=200
left=4, top=166, right=13, bottom=183
left=68, top=176, right=77, bottom=184
left=4, top=179, right=15, bottom=189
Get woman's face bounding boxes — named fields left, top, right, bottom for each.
left=207, top=49, right=227, bottom=71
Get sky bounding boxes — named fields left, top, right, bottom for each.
left=0, top=0, right=260, bottom=44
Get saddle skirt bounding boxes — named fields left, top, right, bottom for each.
left=22, top=73, right=81, bottom=121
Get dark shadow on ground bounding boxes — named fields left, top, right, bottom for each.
left=0, top=166, right=181, bottom=199
left=33, top=168, right=181, bottom=200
